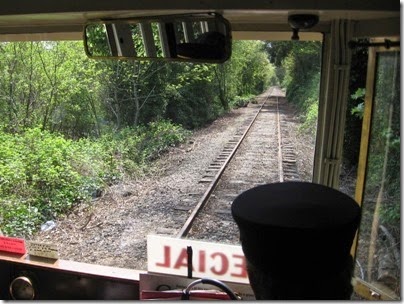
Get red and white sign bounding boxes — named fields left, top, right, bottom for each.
left=147, top=235, right=249, bottom=284
left=0, top=236, right=26, bottom=254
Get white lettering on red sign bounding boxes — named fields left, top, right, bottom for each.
left=147, top=235, right=249, bottom=284
left=0, top=236, right=26, bottom=254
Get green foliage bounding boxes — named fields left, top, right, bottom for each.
left=0, top=41, right=102, bottom=137
left=351, top=102, right=364, bottom=119
left=85, top=24, right=111, bottom=56
left=350, top=88, right=366, bottom=119
left=1, top=201, right=41, bottom=237
left=163, top=62, right=223, bottom=128
left=162, top=43, right=277, bottom=130
left=98, top=60, right=169, bottom=128
left=268, top=41, right=321, bottom=136
left=299, top=97, right=319, bottom=135
left=0, top=40, right=274, bottom=238
left=0, top=128, right=94, bottom=237
left=230, top=94, right=255, bottom=108
left=0, top=122, right=189, bottom=237
left=361, top=51, right=400, bottom=234
left=281, top=42, right=321, bottom=110
left=265, top=41, right=321, bottom=138
left=380, top=194, right=400, bottom=228
left=227, top=41, right=277, bottom=98
left=351, top=87, right=366, bottom=100
left=343, top=44, right=368, bottom=168
left=0, top=40, right=276, bottom=134
left=139, top=120, right=191, bottom=162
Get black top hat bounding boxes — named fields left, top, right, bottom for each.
left=231, top=182, right=361, bottom=278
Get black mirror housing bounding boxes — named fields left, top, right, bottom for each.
left=83, top=13, right=232, bottom=63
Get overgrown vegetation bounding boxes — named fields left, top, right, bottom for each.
left=0, top=34, right=399, bottom=294
left=344, top=43, right=368, bottom=169
left=10, top=38, right=397, bottom=245
left=0, top=121, right=189, bottom=237
left=265, top=41, right=322, bottom=134
left=0, top=40, right=276, bottom=237
left=344, top=43, right=400, bottom=232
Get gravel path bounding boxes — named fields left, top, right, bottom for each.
left=186, top=92, right=281, bottom=243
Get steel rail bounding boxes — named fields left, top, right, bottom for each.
left=176, top=92, right=271, bottom=238
left=276, top=95, right=284, bottom=182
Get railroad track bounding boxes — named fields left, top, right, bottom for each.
left=32, top=86, right=302, bottom=270
left=175, top=86, right=300, bottom=242
left=32, top=85, right=303, bottom=271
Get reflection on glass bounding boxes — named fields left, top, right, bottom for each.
left=84, top=16, right=230, bottom=62
left=85, top=24, right=112, bottom=57
left=355, top=50, right=400, bottom=298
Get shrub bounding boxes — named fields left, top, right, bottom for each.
left=230, top=95, right=255, bottom=108
left=138, top=120, right=190, bottom=162
left=0, top=122, right=189, bottom=237
left=0, top=128, right=93, bottom=236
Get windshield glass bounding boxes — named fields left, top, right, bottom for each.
left=0, top=39, right=320, bottom=271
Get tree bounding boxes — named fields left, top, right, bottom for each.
left=227, top=40, right=276, bottom=98
left=0, top=41, right=104, bottom=137
left=0, top=40, right=277, bottom=135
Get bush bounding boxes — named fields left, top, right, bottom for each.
left=230, top=95, right=255, bottom=108
left=0, top=122, right=189, bottom=237
left=0, top=128, right=94, bottom=237
left=300, top=98, right=319, bottom=135
left=136, top=120, right=191, bottom=162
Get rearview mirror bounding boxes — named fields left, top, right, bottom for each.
left=83, top=13, right=232, bottom=63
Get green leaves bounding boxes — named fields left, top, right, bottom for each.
left=265, top=41, right=321, bottom=135
left=0, top=40, right=275, bottom=238
left=350, top=88, right=366, bottom=119
left=0, top=128, right=89, bottom=237
left=0, top=122, right=189, bottom=237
